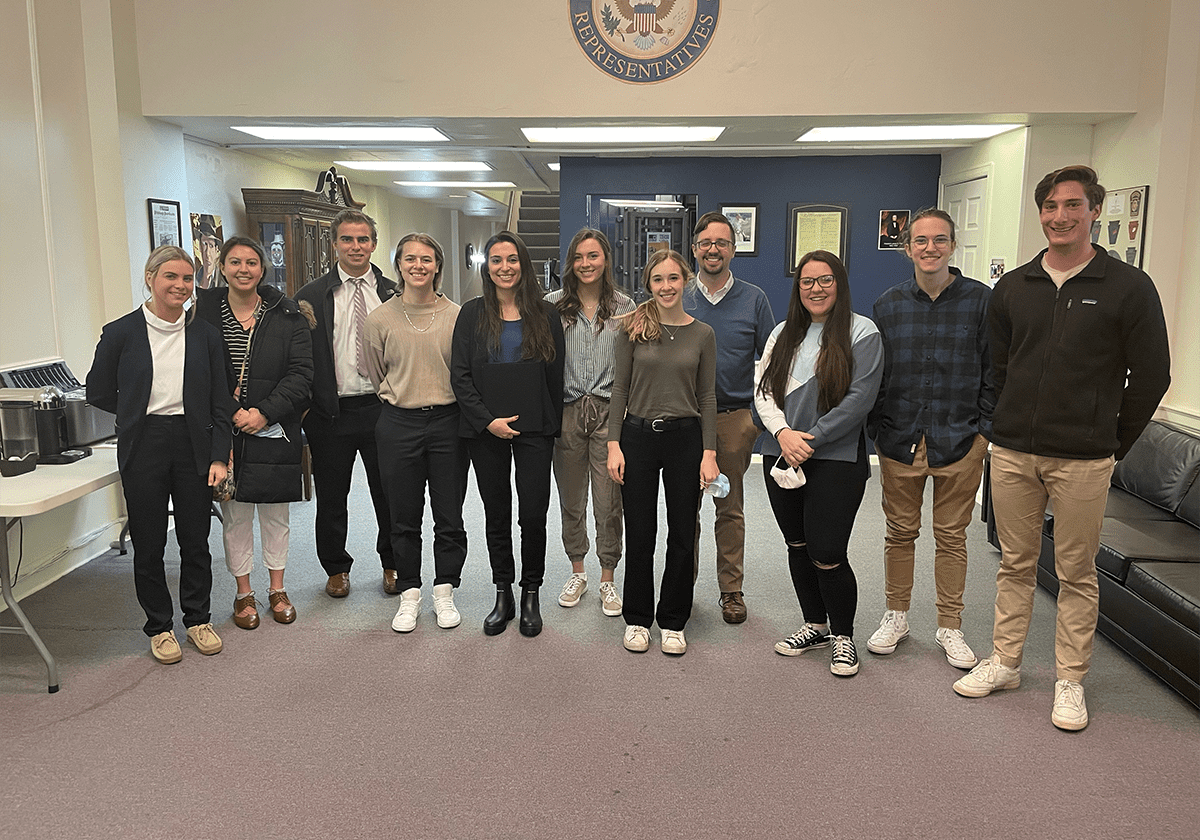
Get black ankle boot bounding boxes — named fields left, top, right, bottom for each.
left=519, top=587, right=542, bottom=637
left=483, top=585, right=515, bottom=636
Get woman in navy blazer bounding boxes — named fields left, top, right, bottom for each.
left=87, top=245, right=233, bottom=664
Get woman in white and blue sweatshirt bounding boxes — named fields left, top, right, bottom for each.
left=754, top=250, right=883, bottom=677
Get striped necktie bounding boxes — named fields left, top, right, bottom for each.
left=352, top=277, right=369, bottom=377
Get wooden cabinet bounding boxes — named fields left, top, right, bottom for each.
left=241, top=188, right=344, bottom=298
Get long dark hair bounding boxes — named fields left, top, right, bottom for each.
left=556, top=228, right=619, bottom=332
left=757, top=250, right=854, bottom=413
left=479, top=231, right=556, bottom=362
left=623, top=249, right=693, bottom=344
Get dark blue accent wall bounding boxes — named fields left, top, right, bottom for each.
left=559, top=154, right=941, bottom=319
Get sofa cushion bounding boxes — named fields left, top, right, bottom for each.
left=1096, top=519, right=1200, bottom=582
left=1126, top=561, right=1200, bottom=634
left=1104, top=488, right=1177, bottom=522
left=1111, top=421, right=1200, bottom=512
left=1177, top=478, right=1200, bottom=528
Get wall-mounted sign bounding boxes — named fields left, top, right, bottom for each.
left=570, top=1, right=720, bottom=84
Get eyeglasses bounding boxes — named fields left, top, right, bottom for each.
left=911, top=236, right=952, bottom=248
left=798, top=275, right=836, bottom=290
left=694, top=238, right=732, bottom=251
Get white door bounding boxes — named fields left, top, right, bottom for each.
left=942, top=176, right=988, bottom=280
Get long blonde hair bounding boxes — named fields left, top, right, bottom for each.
left=622, top=249, right=692, bottom=343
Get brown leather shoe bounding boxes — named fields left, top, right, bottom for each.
left=383, top=569, right=400, bottom=595
left=233, top=591, right=259, bottom=630
left=720, top=591, right=747, bottom=624
left=326, top=573, right=350, bottom=598
left=269, top=589, right=297, bottom=623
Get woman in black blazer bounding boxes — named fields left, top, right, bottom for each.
left=86, top=245, right=233, bottom=664
left=451, top=231, right=565, bottom=637
left=196, top=236, right=313, bottom=630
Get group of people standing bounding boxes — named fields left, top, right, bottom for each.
left=87, top=163, right=1170, bottom=731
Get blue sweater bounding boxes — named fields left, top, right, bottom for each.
left=683, top=276, right=776, bottom=410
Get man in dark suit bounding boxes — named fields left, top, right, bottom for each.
left=295, top=209, right=397, bottom=597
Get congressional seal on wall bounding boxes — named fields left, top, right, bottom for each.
left=570, top=1, right=720, bottom=84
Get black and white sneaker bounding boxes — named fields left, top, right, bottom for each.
left=774, top=623, right=831, bottom=656
left=830, top=635, right=860, bottom=677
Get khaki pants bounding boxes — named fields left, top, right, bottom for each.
left=552, top=397, right=622, bottom=571
left=878, top=434, right=987, bottom=629
left=989, top=445, right=1114, bottom=682
left=694, top=408, right=759, bottom=593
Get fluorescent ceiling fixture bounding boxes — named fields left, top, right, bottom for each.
left=231, top=126, right=449, bottom=142
left=335, top=160, right=489, bottom=172
left=522, top=126, right=724, bottom=143
left=600, top=199, right=685, bottom=209
left=797, top=124, right=1022, bottom=142
left=395, top=180, right=516, bottom=189
left=547, top=163, right=561, bottom=171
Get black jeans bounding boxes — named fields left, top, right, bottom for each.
left=303, top=395, right=393, bottom=576
left=122, top=416, right=214, bottom=636
left=376, top=403, right=469, bottom=590
left=619, top=419, right=701, bottom=632
left=761, top=440, right=868, bottom=638
left=468, top=432, right=555, bottom=588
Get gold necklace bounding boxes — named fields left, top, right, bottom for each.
left=401, top=298, right=436, bottom=333
left=232, top=295, right=261, bottom=328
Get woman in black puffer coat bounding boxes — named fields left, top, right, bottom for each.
left=197, top=236, right=313, bottom=629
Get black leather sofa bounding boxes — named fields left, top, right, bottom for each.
left=983, top=420, right=1200, bottom=708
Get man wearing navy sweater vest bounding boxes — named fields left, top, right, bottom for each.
left=685, top=211, right=776, bottom=623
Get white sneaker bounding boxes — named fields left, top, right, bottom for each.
left=1051, top=679, right=1089, bottom=731
left=432, top=583, right=461, bottom=629
left=953, top=657, right=1021, bottom=697
left=936, top=627, right=979, bottom=669
left=661, top=629, right=687, bottom=656
left=598, top=581, right=623, bottom=616
left=391, top=588, right=421, bottom=632
left=623, top=624, right=650, bottom=652
left=866, top=610, right=909, bottom=654
left=558, top=573, right=587, bottom=607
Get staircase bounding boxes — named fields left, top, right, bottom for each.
left=515, top=192, right=560, bottom=286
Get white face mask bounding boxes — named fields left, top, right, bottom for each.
left=770, top=456, right=806, bottom=490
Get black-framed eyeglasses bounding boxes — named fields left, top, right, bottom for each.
left=798, top=275, right=836, bottom=290
left=694, top=238, right=732, bottom=251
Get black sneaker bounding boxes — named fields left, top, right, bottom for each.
left=830, top=635, right=859, bottom=677
left=774, top=623, right=831, bottom=656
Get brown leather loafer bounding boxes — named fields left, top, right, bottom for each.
left=269, top=590, right=297, bottom=624
left=383, top=569, right=400, bottom=595
left=233, top=592, right=260, bottom=630
left=720, top=591, right=747, bottom=624
left=326, top=573, right=350, bottom=598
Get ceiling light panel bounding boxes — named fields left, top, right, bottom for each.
left=394, top=181, right=516, bottom=189
left=797, top=125, right=1023, bottom=142
left=335, top=160, right=490, bottom=172
left=231, top=126, right=449, bottom=142
left=522, top=126, right=725, bottom=143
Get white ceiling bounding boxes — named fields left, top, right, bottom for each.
left=172, top=112, right=1116, bottom=220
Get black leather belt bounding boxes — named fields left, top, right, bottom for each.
left=624, top=414, right=699, bottom=433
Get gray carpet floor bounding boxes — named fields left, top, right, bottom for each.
left=3, top=462, right=1198, bottom=839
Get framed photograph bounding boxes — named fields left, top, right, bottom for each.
left=190, top=213, right=224, bottom=289
left=786, top=203, right=848, bottom=275
left=878, top=209, right=910, bottom=250
left=1096, top=185, right=1149, bottom=268
left=720, top=203, right=759, bottom=256
left=146, top=198, right=182, bottom=249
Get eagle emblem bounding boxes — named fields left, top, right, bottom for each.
left=610, top=1, right=678, bottom=50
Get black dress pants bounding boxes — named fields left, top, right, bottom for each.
left=122, top=416, right=214, bottom=636
left=619, top=420, right=702, bottom=632
left=376, top=403, right=469, bottom=590
left=468, top=432, right=554, bottom=588
left=303, top=395, right=394, bottom=576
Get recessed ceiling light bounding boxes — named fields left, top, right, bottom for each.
left=230, top=126, right=449, bottom=142
left=335, top=160, right=490, bottom=172
left=394, top=181, right=516, bottom=189
left=547, top=163, right=561, bottom=171
left=600, top=199, right=685, bottom=209
left=521, top=126, right=725, bottom=143
left=796, top=125, right=1022, bottom=142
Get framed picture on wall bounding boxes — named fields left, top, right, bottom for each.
left=146, top=198, right=182, bottom=249
left=786, top=203, right=848, bottom=275
left=190, top=213, right=224, bottom=289
left=1096, top=185, right=1149, bottom=268
left=720, top=203, right=759, bottom=256
left=878, top=209, right=909, bottom=250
